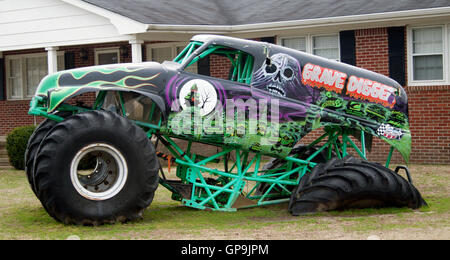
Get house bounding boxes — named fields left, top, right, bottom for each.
left=1, top=0, right=449, bottom=164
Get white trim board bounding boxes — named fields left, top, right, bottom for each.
left=142, top=7, right=450, bottom=34
left=0, top=0, right=135, bottom=51
left=61, top=0, right=147, bottom=34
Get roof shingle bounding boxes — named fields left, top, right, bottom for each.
left=82, top=0, right=450, bottom=25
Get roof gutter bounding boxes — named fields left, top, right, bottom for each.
left=144, top=6, right=450, bottom=34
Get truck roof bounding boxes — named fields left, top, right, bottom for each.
left=191, top=34, right=265, bottom=48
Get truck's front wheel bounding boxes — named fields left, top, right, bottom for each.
left=25, top=111, right=72, bottom=196
left=33, top=111, right=159, bottom=225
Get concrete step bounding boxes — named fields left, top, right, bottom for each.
left=0, top=137, right=9, bottom=155
left=0, top=157, right=10, bottom=163
left=0, top=161, right=11, bottom=168
left=0, top=136, right=12, bottom=168
left=0, top=162, right=12, bottom=168
left=0, top=138, right=6, bottom=149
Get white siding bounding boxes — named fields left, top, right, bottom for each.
left=0, top=0, right=132, bottom=51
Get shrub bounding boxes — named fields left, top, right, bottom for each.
left=6, top=125, right=36, bottom=170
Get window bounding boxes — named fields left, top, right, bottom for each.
left=312, top=35, right=340, bottom=61
left=408, top=25, right=449, bottom=85
left=95, top=48, right=120, bottom=65
left=147, top=43, right=198, bottom=74
left=282, top=37, right=306, bottom=52
left=6, top=53, right=64, bottom=100
left=279, top=34, right=340, bottom=61
left=25, top=55, right=48, bottom=97
left=150, top=46, right=172, bottom=64
left=8, top=58, right=22, bottom=99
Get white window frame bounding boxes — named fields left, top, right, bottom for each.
left=146, top=42, right=190, bottom=62
left=147, top=42, right=200, bottom=75
left=407, top=24, right=450, bottom=86
left=95, top=47, right=121, bottom=65
left=5, top=52, right=65, bottom=100
left=5, top=56, right=23, bottom=100
left=278, top=33, right=341, bottom=61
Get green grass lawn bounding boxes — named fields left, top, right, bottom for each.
left=0, top=164, right=449, bottom=240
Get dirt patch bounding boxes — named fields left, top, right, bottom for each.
left=112, top=225, right=449, bottom=240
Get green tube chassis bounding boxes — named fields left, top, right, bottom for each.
left=28, top=35, right=411, bottom=211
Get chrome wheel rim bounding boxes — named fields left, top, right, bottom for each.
left=70, top=143, right=128, bottom=201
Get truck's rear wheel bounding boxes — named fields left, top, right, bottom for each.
left=289, top=156, right=427, bottom=215
left=33, top=110, right=159, bottom=225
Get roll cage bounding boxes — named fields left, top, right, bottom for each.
left=174, top=40, right=262, bottom=85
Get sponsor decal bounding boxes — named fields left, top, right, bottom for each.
left=377, top=123, right=404, bottom=140
left=179, top=79, right=218, bottom=116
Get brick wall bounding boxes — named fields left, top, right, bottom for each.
left=0, top=100, right=43, bottom=134
left=407, top=87, right=450, bottom=164
left=353, top=28, right=401, bottom=163
left=210, top=54, right=232, bottom=80
left=355, top=28, right=390, bottom=77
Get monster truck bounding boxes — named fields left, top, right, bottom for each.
left=27, top=35, right=426, bottom=225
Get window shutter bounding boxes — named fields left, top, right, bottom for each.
left=0, top=58, right=5, bottom=100
left=260, top=37, right=275, bottom=44
left=388, top=27, right=406, bottom=86
left=339, top=30, right=356, bottom=65
left=64, top=52, right=76, bottom=70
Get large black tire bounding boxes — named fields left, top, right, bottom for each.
left=25, top=112, right=71, bottom=196
left=256, top=145, right=334, bottom=197
left=33, top=110, right=159, bottom=225
left=289, top=156, right=427, bottom=215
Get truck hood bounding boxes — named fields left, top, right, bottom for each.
left=30, top=62, right=174, bottom=116
left=34, top=61, right=174, bottom=97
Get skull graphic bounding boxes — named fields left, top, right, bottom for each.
left=252, top=53, right=314, bottom=102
